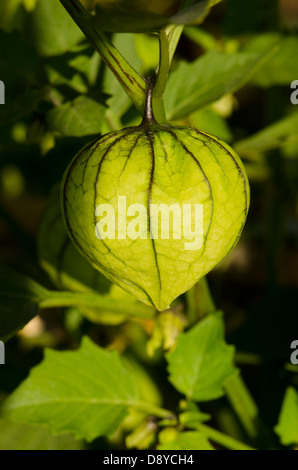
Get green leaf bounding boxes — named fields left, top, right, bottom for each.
left=0, top=419, right=84, bottom=450
left=274, top=387, right=298, bottom=446
left=0, top=0, right=24, bottom=33
left=123, top=354, right=162, bottom=408
left=158, top=431, right=214, bottom=450
left=166, top=312, right=236, bottom=401
left=179, top=402, right=211, bottom=427
left=0, top=88, right=44, bottom=127
left=245, top=34, right=298, bottom=87
left=89, top=0, right=222, bottom=33
left=1, top=336, right=138, bottom=441
left=170, top=0, right=222, bottom=26
left=0, top=264, right=47, bottom=341
left=90, top=5, right=166, bottom=33
left=24, top=0, right=84, bottom=56
left=234, top=112, right=298, bottom=157
left=164, top=49, right=276, bottom=120
left=47, top=96, right=106, bottom=137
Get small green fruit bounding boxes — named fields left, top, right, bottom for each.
left=62, top=82, right=249, bottom=311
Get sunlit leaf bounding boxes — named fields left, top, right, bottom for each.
left=165, top=48, right=276, bottom=120
left=166, top=312, right=237, bottom=401
left=0, top=419, right=84, bottom=450
left=246, top=34, right=298, bottom=87
left=1, top=337, right=139, bottom=441
left=24, top=0, right=84, bottom=56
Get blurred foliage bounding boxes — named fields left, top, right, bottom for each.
left=274, top=387, right=298, bottom=446
left=0, top=0, right=297, bottom=451
left=157, top=431, right=214, bottom=450
left=0, top=408, right=84, bottom=449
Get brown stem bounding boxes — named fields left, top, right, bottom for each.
left=141, top=77, right=158, bottom=126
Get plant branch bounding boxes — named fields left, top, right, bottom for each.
left=166, top=0, right=195, bottom=63
left=195, top=423, right=255, bottom=450
left=60, top=0, right=146, bottom=114
left=186, top=276, right=216, bottom=324
left=188, top=276, right=259, bottom=437
left=224, top=373, right=258, bottom=438
left=153, top=0, right=194, bottom=122
left=154, top=30, right=170, bottom=104
left=132, top=401, right=174, bottom=419
left=39, top=290, right=155, bottom=319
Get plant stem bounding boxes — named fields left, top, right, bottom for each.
left=224, top=373, right=258, bottom=438
left=186, top=277, right=216, bottom=324
left=166, top=0, right=194, bottom=62
left=195, top=423, right=255, bottom=450
left=39, top=290, right=155, bottom=319
left=153, top=0, right=194, bottom=122
left=147, top=405, right=256, bottom=448
left=185, top=286, right=196, bottom=325
left=153, top=29, right=170, bottom=122
left=189, top=276, right=259, bottom=437
left=167, top=24, right=184, bottom=65
left=199, top=276, right=216, bottom=313
left=60, top=0, right=146, bottom=114
left=235, top=351, right=262, bottom=366
left=132, top=401, right=174, bottom=419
